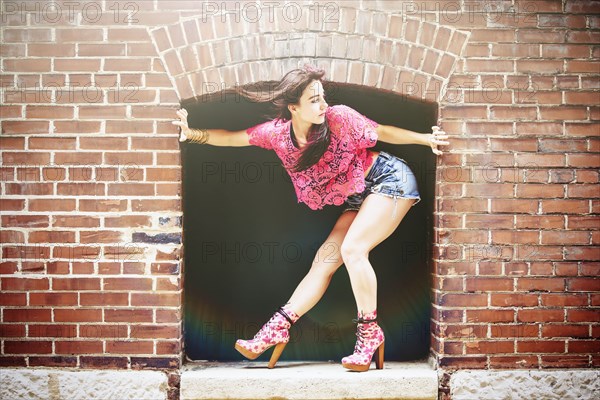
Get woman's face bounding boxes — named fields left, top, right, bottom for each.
left=289, top=79, right=328, bottom=124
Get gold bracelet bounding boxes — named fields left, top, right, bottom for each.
left=187, top=128, right=210, bottom=144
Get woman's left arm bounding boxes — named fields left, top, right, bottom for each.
left=376, top=124, right=449, bottom=155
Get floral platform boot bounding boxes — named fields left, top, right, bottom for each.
left=234, top=305, right=300, bottom=369
left=341, top=310, right=385, bottom=372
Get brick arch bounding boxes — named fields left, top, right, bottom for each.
left=148, top=8, right=470, bottom=103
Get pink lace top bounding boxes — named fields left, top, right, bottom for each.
left=246, top=105, right=379, bottom=210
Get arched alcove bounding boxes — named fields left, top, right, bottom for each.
left=148, top=3, right=470, bottom=365
left=181, top=82, right=438, bottom=361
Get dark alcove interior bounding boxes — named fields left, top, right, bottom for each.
left=181, top=80, right=438, bottom=362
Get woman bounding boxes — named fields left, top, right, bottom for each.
left=173, top=65, right=449, bottom=372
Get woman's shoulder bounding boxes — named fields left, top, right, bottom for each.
left=325, top=104, right=349, bottom=127
left=326, top=104, right=369, bottom=121
left=326, top=104, right=352, bottom=117
left=246, top=117, right=290, bottom=150
left=326, top=104, right=376, bottom=130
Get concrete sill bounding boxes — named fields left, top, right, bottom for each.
left=180, top=360, right=438, bottom=400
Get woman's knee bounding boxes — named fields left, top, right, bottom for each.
left=340, top=241, right=368, bottom=266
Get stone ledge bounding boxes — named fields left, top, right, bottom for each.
left=0, top=369, right=168, bottom=400
left=181, top=360, right=438, bottom=400
left=450, top=369, right=600, bottom=400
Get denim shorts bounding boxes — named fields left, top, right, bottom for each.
left=343, top=151, right=421, bottom=218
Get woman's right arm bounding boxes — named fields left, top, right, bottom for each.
left=173, top=108, right=251, bottom=147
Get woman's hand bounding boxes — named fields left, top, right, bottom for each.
left=172, top=108, right=191, bottom=142
left=427, top=125, right=449, bottom=155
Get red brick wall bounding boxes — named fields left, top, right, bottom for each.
left=1, top=0, right=598, bottom=372
left=430, top=0, right=600, bottom=370
left=1, top=0, right=184, bottom=369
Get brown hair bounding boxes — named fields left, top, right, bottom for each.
left=233, top=64, right=330, bottom=172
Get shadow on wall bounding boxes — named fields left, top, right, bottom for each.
left=180, top=82, right=438, bottom=362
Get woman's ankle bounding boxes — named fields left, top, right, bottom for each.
left=357, top=309, right=377, bottom=321
left=280, top=304, right=301, bottom=324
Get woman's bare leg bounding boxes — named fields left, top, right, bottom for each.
left=340, top=195, right=415, bottom=313
left=285, top=210, right=357, bottom=316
